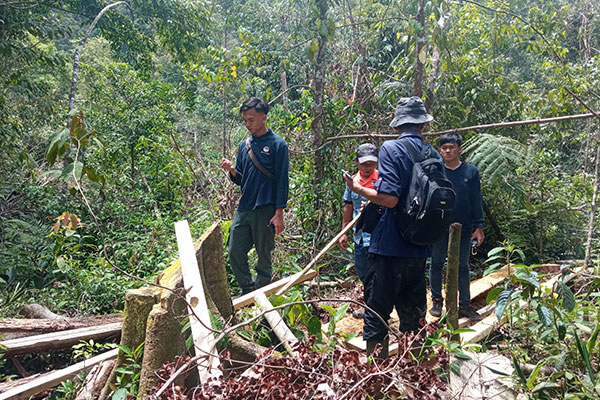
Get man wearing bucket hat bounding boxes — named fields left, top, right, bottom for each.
left=344, top=96, right=437, bottom=358
left=339, top=143, right=379, bottom=318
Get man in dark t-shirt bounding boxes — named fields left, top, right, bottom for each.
left=220, top=97, right=289, bottom=294
left=429, top=133, right=485, bottom=321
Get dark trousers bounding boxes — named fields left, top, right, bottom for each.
left=363, top=254, right=427, bottom=341
left=228, top=204, right=275, bottom=294
left=429, top=231, right=472, bottom=307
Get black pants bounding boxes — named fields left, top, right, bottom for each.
left=363, top=254, right=427, bottom=341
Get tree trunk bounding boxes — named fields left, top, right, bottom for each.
left=312, top=0, right=328, bottom=190
left=67, top=1, right=132, bottom=128
left=584, top=129, right=600, bottom=267
left=413, top=0, right=426, bottom=97
left=425, top=14, right=446, bottom=111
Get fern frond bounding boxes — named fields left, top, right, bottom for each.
left=463, top=133, right=527, bottom=203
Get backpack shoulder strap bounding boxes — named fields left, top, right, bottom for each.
left=397, top=137, right=431, bottom=163
left=246, top=137, right=275, bottom=180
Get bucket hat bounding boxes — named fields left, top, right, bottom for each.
left=356, top=143, right=378, bottom=163
left=389, top=96, right=433, bottom=128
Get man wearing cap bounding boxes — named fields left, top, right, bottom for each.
left=339, top=143, right=379, bottom=318
left=344, top=96, right=437, bottom=358
left=220, top=97, right=289, bottom=295
left=429, top=132, right=485, bottom=321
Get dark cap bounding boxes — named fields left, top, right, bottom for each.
left=356, top=143, right=378, bottom=164
left=389, top=96, right=433, bottom=128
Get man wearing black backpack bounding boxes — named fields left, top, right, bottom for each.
left=429, top=133, right=485, bottom=321
left=343, top=97, right=440, bottom=358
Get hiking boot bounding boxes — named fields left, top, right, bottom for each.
left=429, top=298, right=443, bottom=318
left=459, top=305, right=483, bottom=321
left=352, top=309, right=365, bottom=319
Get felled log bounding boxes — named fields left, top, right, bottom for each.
left=0, top=348, right=118, bottom=400
left=19, top=304, right=66, bottom=320
left=0, top=322, right=122, bottom=355
left=0, top=314, right=123, bottom=340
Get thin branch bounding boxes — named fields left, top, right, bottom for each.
left=322, top=112, right=598, bottom=144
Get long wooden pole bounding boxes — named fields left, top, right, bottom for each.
left=324, top=112, right=597, bottom=143
left=445, top=223, right=462, bottom=341
left=276, top=211, right=362, bottom=296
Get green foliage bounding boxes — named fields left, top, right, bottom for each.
left=112, top=343, right=144, bottom=398
left=72, top=340, right=117, bottom=361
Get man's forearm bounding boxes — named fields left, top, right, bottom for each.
left=352, top=185, right=398, bottom=209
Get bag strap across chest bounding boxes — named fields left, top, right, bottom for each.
left=246, top=137, right=275, bottom=180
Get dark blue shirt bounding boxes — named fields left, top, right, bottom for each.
left=368, top=130, right=436, bottom=258
left=230, top=129, right=289, bottom=211
left=444, top=162, right=484, bottom=234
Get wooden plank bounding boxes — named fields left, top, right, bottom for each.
left=254, top=292, right=298, bottom=355
left=0, top=322, right=122, bottom=356
left=233, top=269, right=318, bottom=310
left=175, top=220, right=222, bottom=384
left=0, top=348, right=118, bottom=400
left=276, top=212, right=361, bottom=296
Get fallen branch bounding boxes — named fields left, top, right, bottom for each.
left=324, top=112, right=597, bottom=142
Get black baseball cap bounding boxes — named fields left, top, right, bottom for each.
left=356, top=143, right=378, bottom=164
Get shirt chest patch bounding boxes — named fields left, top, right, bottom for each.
left=464, top=178, right=469, bottom=182
left=261, top=146, right=270, bottom=154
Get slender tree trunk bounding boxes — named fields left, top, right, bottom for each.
left=413, top=0, right=426, bottom=97
left=425, top=14, right=445, bottom=112
left=584, top=129, right=600, bottom=267
left=312, top=0, right=328, bottom=189
left=68, top=1, right=132, bottom=128
left=281, top=71, right=288, bottom=111
left=222, top=15, right=229, bottom=158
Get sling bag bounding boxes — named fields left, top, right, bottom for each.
left=246, top=138, right=275, bottom=180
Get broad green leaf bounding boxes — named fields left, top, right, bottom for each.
left=557, top=322, right=566, bottom=340
left=495, top=288, right=514, bottom=320
left=320, top=304, right=336, bottom=316
left=487, top=247, right=505, bottom=256
left=307, top=315, right=322, bottom=338
left=517, top=274, right=540, bottom=290
left=557, top=281, right=575, bottom=312
left=334, top=303, right=349, bottom=323
left=112, top=388, right=127, bottom=400
left=73, top=161, right=84, bottom=180
left=486, top=286, right=503, bottom=304
left=536, top=305, right=552, bottom=327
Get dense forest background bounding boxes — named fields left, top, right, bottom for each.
left=1, top=0, right=599, bottom=318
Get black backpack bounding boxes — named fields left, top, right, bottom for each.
left=393, top=138, right=456, bottom=245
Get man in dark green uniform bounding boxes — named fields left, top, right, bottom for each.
left=220, top=97, right=289, bottom=294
